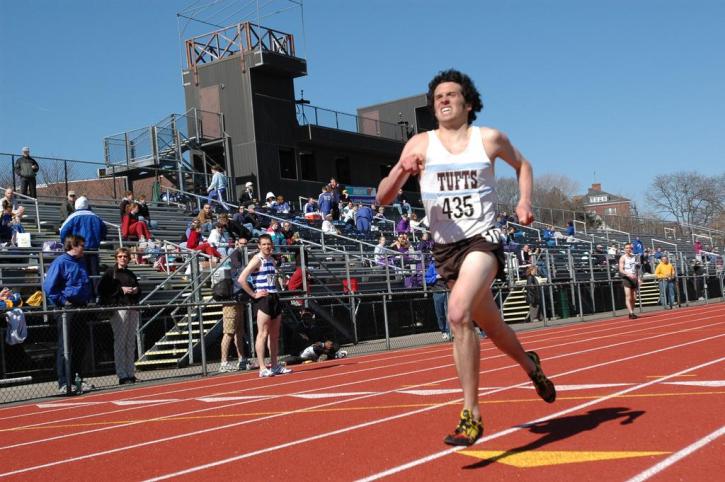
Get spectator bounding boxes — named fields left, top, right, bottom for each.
left=393, top=189, right=411, bottom=216
left=641, top=248, right=652, bottom=274
left=195, top=203, right=215, bottom=235
left=317, top=186, right=333, bottom=219
left=372, top=235, right=388, bottom=266
left=0, top=205, right=13, bottom=244
left=328, top=177, right=343, bottom=220
left=119, top=191, right=134, bottom=220
left=321, top=214, right=336, bottom=234
left=121, top=203, right=152, bottom=241
left=241, top=204, right=266, bottom=237
left=632, top=236, right=644, bottom=255
left=14, top=147, right=39, bottom=198
left=59, top=191, right=76, bottom=221
left=97, top=247, right=141, bottom=384
left=263, top=192, right=277, bottom=210
left=43, top=234, right=93, bottom=394
left=341, top=202, right=356, bottom=229
left=285, top=341, right=347, bottom=365
left=495, top=214, right=506, bottom=229
left=207, top=221, right=231, bottom=257
left=356, top=203, right=374, bottom=233
left=391, top=233, right=411, bottom=253
left=10, top=206, right=26, bottom=243
left=519, top=244, right=532, bottom=268
left=136, top=194, right=158, bottom=230
left=655, top=255, right=676, bottom=309
left=303, top=196, right=319, bottom=220
left=425, top=259, right=450, bottom=340
left=653, top=247, right=663, bottom=263
left=409, top=212, right=422, bottom=231
left=187, top=219, right=222, bottom=260
left=223, top=212, right=252, bottom=242
left=217, top=241, right=251, bottom=373
left=607, top=243, right=618, bottom=258
left=396, top=213, right=411, bottom=234
left=374, top=206, right=386, bottom=220
left=340, top=189, right=350, bottom=205
left=525, top=266, right=543, bottom=322
left=693, top=239, right=702, bottom=256
left=1, top=188, right=16, bottom=212
left=265, top=220, right=286, bottom=248
left=280, top=221, right=295, bottom=244
left=565, top=221, right=575, bottom=237
left=59, top=196, right=107, bottom=289
left=274, top=195, right=291, bottom=214
left=417, top=231, right=434, bottom=253
left=206, top=165, right=229, bottom=211
left=238, top=181, right=257, bottom=206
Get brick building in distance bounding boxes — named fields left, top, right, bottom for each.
left=580, top=183, right=632, bottom=217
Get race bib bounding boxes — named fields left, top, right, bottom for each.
left=434, top=194, right=482, bottom=221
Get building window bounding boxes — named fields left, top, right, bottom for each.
left=300, top=152, right=317, bottom=181
left=335, top=157, right=351, bottom=184
left=279, top=149, right=297, bottom=180
left=605, top=207, right=617, bottom=216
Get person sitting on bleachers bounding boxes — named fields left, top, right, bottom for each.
left=207, top=221, right=231, bottom=257
left=194, top=203, right=215, bottom=235
left=119, top=191, right=134, bottom=220
left=121, top=203, right=152, bottom=241
left=136, top=194, right=158, bottom=229
left=1, top=188, right=16, bottom=212
left=187, top=219, right=222, bottom=260
left=266, top=220, right=287, bottom=250
left=60, top=190, right=76, bottom=222
left=341, top=202, right=357, bottom=230
left=321, top=214, right=336, bottom=234
left=396, top=213, right=411, bottom=234
left=374, top=206, right=386, bottom=220
left=0, top=205, right=13, bottom=244
left=241, top=204, right=266, bottom=237
left=221, top=212, right=252, bottom=242
left=417, top=231, right=434, bottom=254
left=10, top=206, right=26, bottom=244
left=273, top=195, right=291, bottom=214
left=280, top=221, right=295, bottom=244
left=373, top=235, right=389, bottom=266
left=263, top=192, right=277, bottom=210
left=239, top=181, right=257, bottom=206
left=303, top=196, right=319, bottom=220
left=566, top=220, right=575, bottom=237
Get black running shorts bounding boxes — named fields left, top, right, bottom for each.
left=254, top=293, right=282, bottom=318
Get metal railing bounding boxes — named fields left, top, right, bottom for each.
left=1, top=189, right=41, bottom=231
left=296, top=103, right=407, bottom=142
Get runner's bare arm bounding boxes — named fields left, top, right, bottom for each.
left=376, top=133, right=427, bottom=206
left=486, top=128, right=534, bottom=225
left=239, top=255, right=262, bottom=298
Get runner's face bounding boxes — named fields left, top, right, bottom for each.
left=433, top=82, right=470, bottom=124
left=258, top=239, right=273, bottom=255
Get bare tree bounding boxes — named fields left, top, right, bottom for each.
left=496, top=176, right=519, bottom=210
left=646, top=171, right=724, bottom=227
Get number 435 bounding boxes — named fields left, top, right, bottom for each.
left=442, top=195, right=474, bottom=219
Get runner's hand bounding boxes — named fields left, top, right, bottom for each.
left=400, top=154, right=424, bottom=175
left=516, top=201, right=534, bottom=225
left=254, top=290, right=268, bottom=299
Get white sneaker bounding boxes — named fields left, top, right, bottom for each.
left=219, top=361, right=235, bottom=373
left=259, top=368, right=274, bottom=378
left=442, top=333, right=450, bottom=341
left=58, top=385, right=72, bottom=395
left=271, top=364, right=292, bottom=375
left=336, top=350, right=348, bottom=359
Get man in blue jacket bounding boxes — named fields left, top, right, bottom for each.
left=43, top=235, right=93, bottom=394
left=59, top=196, right=107, bottom=292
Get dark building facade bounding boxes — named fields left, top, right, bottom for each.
left=182, top=22, right=415, bottom=206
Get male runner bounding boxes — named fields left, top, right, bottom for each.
left=377, top=69, right=555, bottom=446
left=239, top=234, right=292, bottom=377
left=619, top=242, right=640, bottom=319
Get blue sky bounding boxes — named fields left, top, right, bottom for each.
left=2, top=0, right=723, bottom=211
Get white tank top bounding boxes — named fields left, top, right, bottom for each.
left=420, top=127, right=497, bottom=244
left=622, top=254, right=638, bottom=275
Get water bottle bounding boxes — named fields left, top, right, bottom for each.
left=74, top=373, right=83, bottom=395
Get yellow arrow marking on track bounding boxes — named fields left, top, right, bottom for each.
left=458, top=450, right=669, bottom=467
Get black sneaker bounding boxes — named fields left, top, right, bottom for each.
left=527, top=351, right=556, bottom=403
left=443, top=409, right=483, bottom=446
left=629, top=313, right=638, bottom=319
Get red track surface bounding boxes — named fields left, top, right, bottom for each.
left=1, top=304, right=723, bottom=481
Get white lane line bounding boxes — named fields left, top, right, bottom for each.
left=1, top=317, right=721, bottom=469
left=663, top=381, right=725, bottom=387
left=356, top=354, right=725, bottom=482
left=141, top=336, right=725, bottom=481
left=3, top=314, right=717, bottom=449
left=111, top=400, right=180, bottom=406
left=7, top=306, right=717, bottom=435
left=197, top=396, right=270, bottom=402
left=291, top=392, right=374, bottom=399
left=625, top=425, right=725, bottom=482
left=4, top=303, right=716, bottom=432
